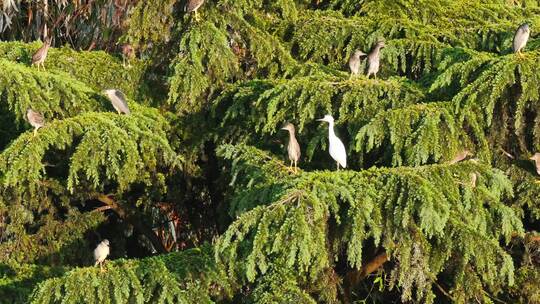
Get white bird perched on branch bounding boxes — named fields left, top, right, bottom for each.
left=94, top=239, right=110, bottom=272
left=318, top=114, right=347, bottom=170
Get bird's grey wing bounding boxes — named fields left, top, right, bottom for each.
left=113, top=90, right=131, bottom=114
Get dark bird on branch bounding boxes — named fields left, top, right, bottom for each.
left=513, top=23, right=530, bottom=57
left=102, top=89, right=131, bottom=115
left=26, top=109, right=45, bottom=137
left=281, top=123, right=301, bottom=173
left=366, top=41, right=385, bottom=79
left=32, top=37, right=52, bottom=71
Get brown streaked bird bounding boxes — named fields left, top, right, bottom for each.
left=529, top=153, right=540, bottom=176
left=121, top=43, right=135, bottom=67
left=281, top=123, right=301, bottom=173
left=26, top=109, right=45, bottom=136
left=448, top=150, right=473, bottom=164
left=185, top=0, right=205, bottom=21
left=32, top=37, right=52, bottom=71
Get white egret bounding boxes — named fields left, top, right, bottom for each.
left=318, top=114, right=347, bottom=170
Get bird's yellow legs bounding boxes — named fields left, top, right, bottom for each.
left=195, top=11, right=201, bottom=21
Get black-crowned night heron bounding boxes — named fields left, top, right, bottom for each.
left=281, top=123, right=301, bottom=173
left=26, top=109, right=45, bottom=136
left=513, top=23, right=530, bottom=57
left=349, top=49, right=366, bottom=77
left=32, top=37, right=52, bottom=71
left=94, top=239, right=110, bottom=272
left=530, top=153, right=540, bottom=176
left=448, top=149, right=473, bottom=164
left=317, top=114, right=347, bottom=170
left=102, top=89, right=131, bottom=115
left=366, top=41, right=385, bottom=79
left=185, top=0, right=205, bottom=21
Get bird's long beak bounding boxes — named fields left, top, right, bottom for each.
left=317, top=118, right=324, bottom=122
left=281, top=127, right=287, bottom=130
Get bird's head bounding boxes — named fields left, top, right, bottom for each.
left=281, top=122, right=295, bottom=132
left=521, top=23, right=531, bottom=32
left=317, top=114, right=334, bottom=123
left=44, top=36, right=53, bottom=46
left=376, top=40, right=386, bottom=48
left=530, top=153, right=540, bottom=162
left=353, top=49, right=367, bottom=58
left=101, top=89, right=114, bottom=97
left=102, top=239, right=110, bottom=246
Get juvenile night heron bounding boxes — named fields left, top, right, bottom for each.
left=102, top=89, right=131, bottom=115
left=281, top=123, right=301, bottom=173
left=349, top=49, right=366, bottom=77
left=94, top=239, right=110, bottom=272
left=366, top=41, right=385, bottom=79
left=513, top=23, right=530, bottom=57
left=318, top=114, right=347, bottom=170
left=448, top=149, right=473, bottom=164
left=26, top=109, right=45, bottom=136
left=185, top=0, right=205, bottom=21
left=32, top=37, right=52, bottom=71
left=121, top=44, right=135, bottom=67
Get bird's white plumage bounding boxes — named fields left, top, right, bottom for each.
left=94, top=239, right=110, bottom=265
left=318, top=115, right=347, bottom=169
